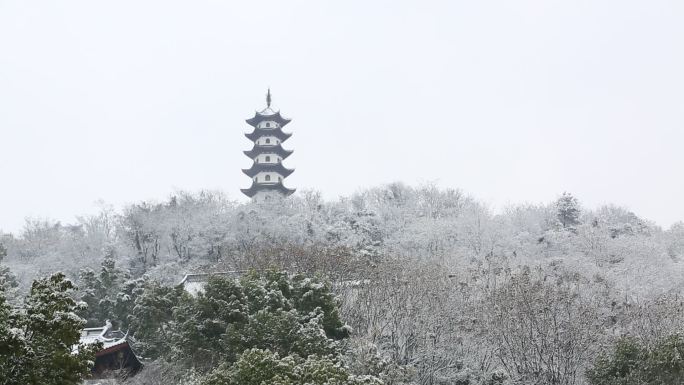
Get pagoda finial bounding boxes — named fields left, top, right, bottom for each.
left=266, top=88, right=272, bottom=108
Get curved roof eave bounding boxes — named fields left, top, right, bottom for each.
left=242, top=164, right=295, bottom=178
left=244, top=129, right=292, bottom=142
left=245, top=111, right=292, bottom=127
left=243, top=145, right=294, bottom=159
left=241, top=183, right=296, bottom=198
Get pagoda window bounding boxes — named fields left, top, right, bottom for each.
left=278, top=177, right=282, bottom=182
left=265, top=156, right=271, bottom=162
left=265, top=138, right=271, bottom=144
left=265, top=175, right=271, bottom=181
left=266, top=122, right=271, bottom=128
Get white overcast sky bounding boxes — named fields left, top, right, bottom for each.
left=1, top=0, right=683, bottom=233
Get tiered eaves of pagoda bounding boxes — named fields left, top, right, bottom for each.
left=244, top=126, right=293, bottom=142
left=240, top=181, right=295, bottom=198
left=245, top=109, right=291, bottom=128
left=243, top=144, right=294, bottom=159
left=242, top=162, right=295, bottom=178
left=241, top=90, right=295, bottom=201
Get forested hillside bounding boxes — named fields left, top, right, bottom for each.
left=2, top=183, right=684, bottom=384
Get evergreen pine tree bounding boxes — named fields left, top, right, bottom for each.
left=0, top=273, right=98, bottom=385
left=0, top=243, right=18, bottom=294
left=0, top=288, right=32, bottom=385
left=201, top=348, right=381, bottom=385
left=78, top=257, right=144, bottom=329
left=556, top=192, right=581, bottom=229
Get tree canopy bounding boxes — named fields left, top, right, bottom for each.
left=0, top=273, right=98, bottom=385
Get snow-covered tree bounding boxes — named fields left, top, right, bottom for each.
left=135, top=271, right=350, bottom=373
left=78, top=256, right=145, bottom=329
left=587, top=333, right=684, bottom=385
left=0, top=286, right=30, bottom=384
left=128, top=280, right=187, bottom=359
left=0, top=273, right=99, bottom=385
left=485, top=268, right=603, bottom=384
left=1, top=183, right=684, bottom=384
left=201, top=348, right=381, bottom=385
left=556, top=192, right=582, bottom=229
left=0, top=243, right=18, bottom=296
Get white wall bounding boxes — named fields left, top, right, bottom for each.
left=256, top=120, right=279, bottom=129
left=256, top=136, right=280, bottom=146
left=254, top=154, right=281, bottom=163
left=254, top=172, right=284, bottom=183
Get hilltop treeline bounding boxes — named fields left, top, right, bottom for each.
left=1, top=183, right=684, bottom=384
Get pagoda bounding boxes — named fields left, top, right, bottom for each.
left=241, top=90, right=295, bottom=202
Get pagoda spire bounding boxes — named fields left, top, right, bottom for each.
left=240, top=91, right=295, bottom=202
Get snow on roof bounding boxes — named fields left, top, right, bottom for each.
left=79, top=325, right=129, bottom=352
left=80, top=333, right=126, bottom=347
left=179, top=271, right=245, bottom=285
left=182, top=281, right=205, bottom=296
left=258, top=107, right=277, bottom=116
left=75, top=334, right=128, bottom=355
left=179, top=271, right=246, bottom=296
